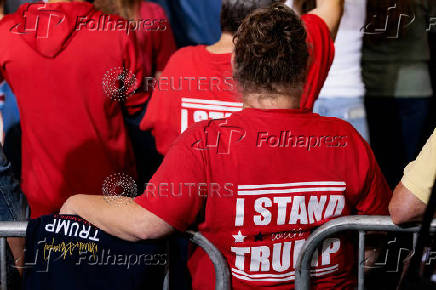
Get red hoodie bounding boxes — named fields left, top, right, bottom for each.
left=0, top=2, right=148, bottom=218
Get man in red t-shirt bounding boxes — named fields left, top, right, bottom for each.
left=0, top=1, right=147, bottom=218
left=141, top=0, right=335, bottom=155
left=60, top=2, right=392, bottom=289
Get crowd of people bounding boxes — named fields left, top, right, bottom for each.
left=0, top=0, right=435, bottom=289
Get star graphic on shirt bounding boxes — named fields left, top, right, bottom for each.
left=233, top=231, right=246, bottom=243
left=254, top=232, right=263, bottom=242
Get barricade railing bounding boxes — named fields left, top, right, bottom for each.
left=186, top=231, right=231, bottom=290
left=295, top=215, right=436, bottom=290
left=0, top=221, right=27, bottom=290
left=0, top=222, right=231, bottom=290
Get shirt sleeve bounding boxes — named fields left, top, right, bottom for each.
left=134, top=124, right=207, bottom=231
left=351, top=129, right=392, bottom=215
left=299, top=14, right=335, bottom=112
left=402, top=129, right=436, bottom=204
left=152, top=7, right=177, bottom=72
left=122, top=31, right=150, bottom=116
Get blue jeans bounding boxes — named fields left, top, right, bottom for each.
left=313, top=97, right=370, bottom=142
left=0, top=146, right=25, bottom=221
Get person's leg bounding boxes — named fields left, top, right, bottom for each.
left=365, top=97, right=403, bottom=189
left=314, top=97, right=370, bottom=142
left=397, top=97, right=432, bottom=164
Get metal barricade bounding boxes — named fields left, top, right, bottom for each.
left=186, top=231, right=231, bottom=290
left=0, top=222, right=230, bottom=290
left=295, top=215, right=436, bottom=290
left=0, top=221, right=27, bottom=290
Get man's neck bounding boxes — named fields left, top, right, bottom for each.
left=206, top=32, right=234, bottom=54
left=243, top=93, right=301, bottom=110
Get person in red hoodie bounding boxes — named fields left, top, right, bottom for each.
left=93, top=0, right=176, bottom=184
left=95, top=0, right=176, bottom=78
left=141, top=0, right=336, bottom=156
left=62, top=2, right=392, bottom=289
left=0, top=0, right=147, bottom=218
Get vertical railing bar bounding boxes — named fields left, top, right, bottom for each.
left=0, top=237, right=7, bottom=290
left=358, top=231, right=365, bottom=290
left=295, top=216, right=436, bottom=289
left=412, top=232, right=418, bottom=251
left=162, top=239, right=170, bottom=290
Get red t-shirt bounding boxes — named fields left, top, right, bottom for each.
left=0, top=2, right=147, bottom=217
left=135, top=109, right=392, bottom=289
left=141, top=14, right=335, bottom=155
left=136, top=2, right=176, bottom=76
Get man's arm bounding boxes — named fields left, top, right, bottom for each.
left=309, top=0, right=344, bottom=40
left=60, top=195, right=174, bottom=242
left=389, top=182, right=427, bottom=225
left=389, top=129, right=436, bottom=224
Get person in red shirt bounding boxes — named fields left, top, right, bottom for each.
left=94, top=0, right=176, bottom=184
left=95, top=0, right=176, bottom=78
left=62, top=2, right=392, bottom=289
left=0, top=0, right=147, bottom=218
left=141, top=0, right=336, bottom=156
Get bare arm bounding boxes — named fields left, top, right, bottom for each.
left=60, top=195, right=174, bottom=242
left=309, top=0, right=344, bottom=40
left=389, top=182, right=427, bottom=225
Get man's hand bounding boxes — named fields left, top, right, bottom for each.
left=309, top=0, right=344, bottom=40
